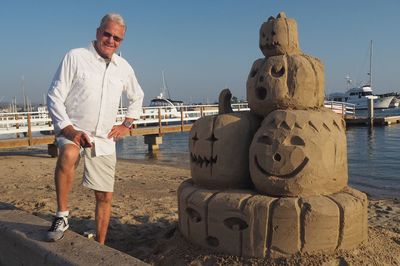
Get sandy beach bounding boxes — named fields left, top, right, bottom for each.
left=0, top=149, right=399, bottom=265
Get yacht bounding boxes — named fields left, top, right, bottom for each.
left=327, top=41, right=394, bottom=110
left=327, top=85, right=394, bottom=110
left=145, top=71, right=184, bottom=121
left=149, top=93, right=183, bottom=108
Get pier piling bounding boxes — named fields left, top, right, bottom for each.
left=368, top=98, right=374, bottom=127
left=144, top=134, right=163, bottom=151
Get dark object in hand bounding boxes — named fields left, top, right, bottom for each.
left=80, top=138, right=92, bottom=148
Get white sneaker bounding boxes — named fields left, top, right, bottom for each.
left=46, top=216, right=69, bottom=242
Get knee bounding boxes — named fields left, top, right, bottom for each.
left=57, top=145, right=80, bottom=169
left=95, top=191, right=113, bottom=204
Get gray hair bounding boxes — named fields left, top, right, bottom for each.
left=99, top=13, right=126, bottom=31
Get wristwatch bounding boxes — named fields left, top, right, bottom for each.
left=122, top=120, right=134, bottom=128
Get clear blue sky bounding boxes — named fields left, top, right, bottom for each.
left=0, top=0, right=399, bottom=105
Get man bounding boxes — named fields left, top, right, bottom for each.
left=46, top=13, right=144, bottom=244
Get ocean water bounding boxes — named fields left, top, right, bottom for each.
left=116, top=120, right=400, bottom=199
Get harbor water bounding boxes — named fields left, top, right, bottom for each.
left=1, top=109, right=398, bottom=199
left=116, top=120, right=400, bottom=200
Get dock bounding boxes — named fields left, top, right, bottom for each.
left=0, top=103, right=222, bottom=152
left=1, top=100, right=399, bottom=154
left=345, top=115, right=400, bottom=126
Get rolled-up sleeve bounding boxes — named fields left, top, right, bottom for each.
left=47, top=53, right=74, bottom=133
left=125, top=69, right=144, bottom=119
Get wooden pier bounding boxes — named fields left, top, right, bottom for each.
left=0, top=124, right=194, bottom=150
left=0, top=104, right=223, bottom=151
left=345, top=115, right=400, bottom=126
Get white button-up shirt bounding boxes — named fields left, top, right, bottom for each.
left=47, top=42, right=144, bottom=156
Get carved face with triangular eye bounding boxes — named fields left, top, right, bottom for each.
left=259, top=12, right=300, bottom=57
left=249, top=109, right=349, bottom=197
left=189, top=113, right=260, bottom=189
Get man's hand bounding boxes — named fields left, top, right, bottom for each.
left=61, top=125, right=92, bottom=148
left=108, top=124, right=130, bottom=140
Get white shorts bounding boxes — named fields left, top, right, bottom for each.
left=56, top=137, right=116, bottom=192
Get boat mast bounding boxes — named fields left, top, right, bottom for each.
left=161, top=70, right=171, bottom=99
left=368, top=40, right=373, bottom=88
left=345, top=74, right=352, bottom=90
left=21, top=76, right=27, bottom=111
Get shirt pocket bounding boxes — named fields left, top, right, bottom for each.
left=107, top=77, right=124, bottom=103
left=68, top=72, right=102, bottom=108
left=108, top=77, right=124, bottom=92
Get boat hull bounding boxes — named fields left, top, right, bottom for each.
left=352, top=96, right=394, bottom=110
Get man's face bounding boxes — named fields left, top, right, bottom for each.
left=95, top=20, right=125, bottom=59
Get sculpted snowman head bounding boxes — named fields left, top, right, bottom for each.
left=259, top=12, right=300, bottom=57
left=249, top=109, right=348, bottom=196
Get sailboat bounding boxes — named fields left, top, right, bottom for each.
left=326, top=41, right=394, bottom=110
left=149, top=71, right=184, bottom=108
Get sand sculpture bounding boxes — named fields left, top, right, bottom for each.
left=178, top=12, right=368, bottom=258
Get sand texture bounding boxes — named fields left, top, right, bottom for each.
left=0, top=152, right=399, bottom=265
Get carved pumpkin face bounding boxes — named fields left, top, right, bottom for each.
left=259, top=12, right=300, bottom=57
left=249, top=109, right=348, bottom=196
left=247, top=54, right=324, bottom=117
left=189, top=112, right=260, bottom=189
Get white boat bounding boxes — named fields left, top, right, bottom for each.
left=376, top=92, right=400, bottom=108
left=145, top=71, right=185, bottom=121
left=327, top=41, right=394, bottom=110
left=149, top=93, right=183, bottom=108
left=327, top=85, right=394, bottom=110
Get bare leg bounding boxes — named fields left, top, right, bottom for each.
left=55, top=144, right=80, bottom=212
left=94, top=190, right=113, bottom=244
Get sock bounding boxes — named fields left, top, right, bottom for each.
left=56, top=210, right=69, bottom=218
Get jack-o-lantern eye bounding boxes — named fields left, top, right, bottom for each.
left=192, top=133, right=199, bottom=142
left=192, top=133, right=199, bottom=146
left=186, top=207, right=202, bottom=223
left=255, top=87, right=267, bottom=100
left=290, top=136, right=305, bottom=146
left=206, top=133, right=218, bottom=143
left=271, top=64, right=285, bottom=78
left=223, top=217, right=248, bottom=231
left=257, top=135, right=273, bottom=145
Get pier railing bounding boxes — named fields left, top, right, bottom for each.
left=0, top=101, right=351, bottom=149
left=0, top=103, right=250, bottom=136
left=323, top=100, right=356, bottom=118
left=0, top=104, right=250, bottom=149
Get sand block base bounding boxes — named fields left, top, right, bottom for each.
left=0, top=203, right=148, bottom=266
left=177, top=180, right=368, bottom=258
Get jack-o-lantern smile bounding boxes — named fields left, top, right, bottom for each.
left=190, top=153, right=218, bottom=168
left=253, top=132, right=309, bottom=179
left=255, top=155, right=309, bottom=179
left=249, top=109, right=349, bottom=196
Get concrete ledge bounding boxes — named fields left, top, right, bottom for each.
left=0, top=203, right=148, bottom=266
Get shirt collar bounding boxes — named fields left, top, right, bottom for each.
left=88, top=41, right=119, bottom=66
